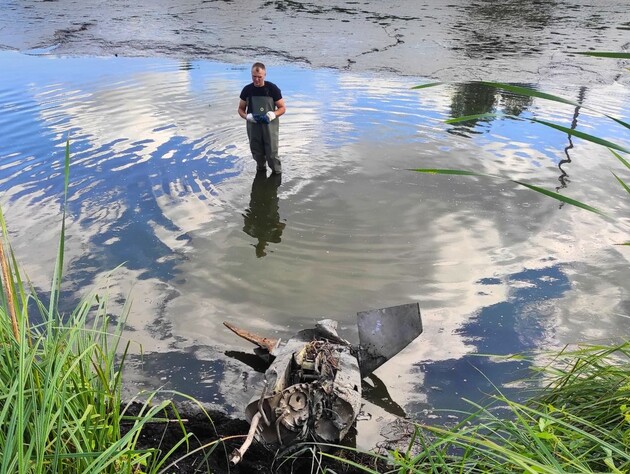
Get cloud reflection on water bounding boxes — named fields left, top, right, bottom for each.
left=1, top=53, right=630, bottom=443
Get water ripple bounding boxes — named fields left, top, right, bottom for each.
left=1, top=52, right=630, bottom=433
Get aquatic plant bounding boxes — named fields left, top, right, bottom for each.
left=0, top=141, right=193, bottom=473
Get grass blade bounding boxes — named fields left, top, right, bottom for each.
left=410, top=168, right=605, bottom=215
left=512, top=180, right=605, bottom=215
left=408, top=168, right=483, bottom=177
left=445, top=112, right=504, bottom=124
left=610, top=148, right=630, bottom=170
left=531, top=119, right=630, bottom=153
left=480, top=82, right=577, bottom=106
left=48, top=139, right=70, bottom=321
left=410, top=82, right=443, bottom=90
left=611, top=172, right=630, bottom=196
left=320, top=452, right=382, bottom=474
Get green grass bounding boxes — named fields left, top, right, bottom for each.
left=0, top=141, right=195, bottom=473
left=423, top=341, right=630, bottom=473
left=322, top=341, right=630, bottom=473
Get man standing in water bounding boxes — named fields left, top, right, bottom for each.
left=238, top=62, right=286, bottom=175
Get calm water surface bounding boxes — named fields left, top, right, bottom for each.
left=1, top=51, right=630, bottom=445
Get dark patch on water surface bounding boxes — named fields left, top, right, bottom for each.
left=445, top=81, right=535, bottom=136
left=478, top=277, right=502, bottom=285
left=126, top=349, right=232, bottom=408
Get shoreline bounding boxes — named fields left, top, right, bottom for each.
left=125, top=399, right=388, bottom=473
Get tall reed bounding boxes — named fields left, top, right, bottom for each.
left=0, top=141, right=191, bottom=473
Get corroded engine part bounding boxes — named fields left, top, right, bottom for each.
left=244, top=335, right=361, bottom=447
left=225, top=303, right=423, bottom=464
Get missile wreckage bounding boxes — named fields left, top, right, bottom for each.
left=223, top=302, right=423, bottom=464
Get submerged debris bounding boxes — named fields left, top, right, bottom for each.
left=224, top=303, right=423, bottom=464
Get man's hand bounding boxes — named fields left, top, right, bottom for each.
left=266, top=111, right=276, bottom=122
left=254, top=114, right=270, bottom=124
left=246, top=113, right=257, bottom=123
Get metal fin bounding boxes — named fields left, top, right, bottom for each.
left=223, top=321, right=280, bottom=354
left=357, top=302, right=423, bottom=377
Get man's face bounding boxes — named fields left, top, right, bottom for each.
left=252, top=68, right=266, bottom=87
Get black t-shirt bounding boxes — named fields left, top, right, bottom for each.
left=240, top=81, right=282, bottom=112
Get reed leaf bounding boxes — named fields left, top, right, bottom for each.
left=531, top=118, right=630, bottom=153
left=48, top=139, right=70, bottom=324
left=612, top=172, right=630, bottom=195
left=408, top=168, right=484, bottom=177
left=445, top=112, right=505, bottom=124
left=410, top=82, right=444, bottom=90
left=415, top=81, right=630, bottom=130
left=481, top=82, right=578, bottom=106
left=512, top=180, right=604, bottom=214
left=611, top=148, right=630, bottom=171
left=445, top=112, right=630, bottom=152
left=410, top=168, right=605, bottom=215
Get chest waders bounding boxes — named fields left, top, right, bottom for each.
left=247, top=94, right=281, bottom=174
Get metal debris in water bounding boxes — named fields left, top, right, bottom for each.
left=224, top=302, right=423, bottom=464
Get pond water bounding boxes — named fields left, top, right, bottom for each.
left=1, top=0, right=630, bottom=448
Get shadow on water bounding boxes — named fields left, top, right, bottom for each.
left=125, top=348, right=232, bottom=409
left=225, top=350, right=272, bottom=374
left=242, top=171, right=285, bottom=258
left=362, top=374, right=407, bottom=418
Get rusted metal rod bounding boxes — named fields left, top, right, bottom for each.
left=223, top=321, right=279, bottom=353
left=257, top=380, right=271, bottom=426
left=229, top=411, right=262, bottom=465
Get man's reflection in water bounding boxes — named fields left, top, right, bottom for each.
left=242, top=171, right=285, bottom=258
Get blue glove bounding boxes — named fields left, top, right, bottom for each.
left=254, top=114, right=270, bottom=124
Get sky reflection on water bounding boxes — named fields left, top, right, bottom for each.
left=1, top=51, right=630, bottom=444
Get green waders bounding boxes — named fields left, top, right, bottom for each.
left=247, top=95, right=281, bottom=174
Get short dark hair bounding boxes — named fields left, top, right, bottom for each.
left=251, top=62, right=266, bottom=71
